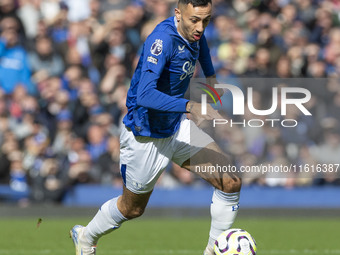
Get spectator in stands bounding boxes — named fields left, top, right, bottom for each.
left=0, top=0, right=26, bottom=41
left=17, top=0, right=40, bottom=41
left=122, top=4, right=145, bottom=49
left=72, top=83, right=100, bottom=137
left=8, top=84, right=27, bottom=120
left=58, top=134, right=86, bottom=170
left=12, top=110, right=35, bottom=141
left=61, top=65, right=83, bottom=101
left=107, top=84, right=128, bottom=130
left=28, top=35, right=65, bottom=78
left=150, top=0, right=171, bottom=22
left=67, top=21, right=92, bottom=68
left=310, top=120, right=340, bottom=185
left=95, top=135, right=122, bottom=186
left=275, top=55, right=292, bottom=78
left=67, top=149, right=95, bottom=185
left=21, top=120, right=49, bottom=172
left=327, top=90, right=340, bottom=120
left=310, top=5, right=333, bottom=46
left=0, top=131, right=16, bottom=185
left=245, top=47, right=274, bottom=77
left=263, top=141, right=291, bottom=187
left=287, top=45, right=305, bottom=77
left=217, top=27, right=255, bottom=75
left=296, top=0, right=316, bottom=29
left=91, top=112, right=119, bottom=137
left=88, top=0, right=102, bottom=24
left=8, top=150, right=28, bottom=193
left=51, top=109, right=73, bottom=155
left=66, top=0, right=91, bottom=23
left=100, top=63, right=128, bottom=91
left=8, top=87, right=42, bottom=142
left=280, top=104, right=315, bottom=146
left=0, top=17, right=36, bottom=95
left=294, top=145, right=317, bottom=186
left=256, top=25, right=282, bottom=66
left=324, top=28, right=340, bottom=73
left=86, top=124, right=108, bottom=162
left=29, top=158, right=67, bottom=203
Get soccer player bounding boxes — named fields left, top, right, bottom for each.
left=70, top=0, right=241, bottom=254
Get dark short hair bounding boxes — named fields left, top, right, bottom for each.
left=178, top=0, right=212, bottom=7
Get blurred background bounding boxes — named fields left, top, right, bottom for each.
left=0, top=0, right=339, bottom=210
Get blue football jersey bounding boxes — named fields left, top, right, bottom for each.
left=123, top=16, right=215, bottom=138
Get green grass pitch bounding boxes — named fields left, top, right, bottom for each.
left=0, top=216, right=339, bottom=254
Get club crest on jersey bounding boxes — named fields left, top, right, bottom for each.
left=150, top=39, right=163, bottom=56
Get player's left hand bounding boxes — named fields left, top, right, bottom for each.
left=186, top=101, right=223, bottom=127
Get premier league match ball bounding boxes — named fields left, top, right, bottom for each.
left=214, top=228, right=257, bottom=255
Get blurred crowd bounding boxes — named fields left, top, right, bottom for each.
left=0, top=0, right=340, bottom=204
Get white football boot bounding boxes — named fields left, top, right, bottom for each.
left=203, top=245, right=215, bottom=255
left=70, top=225, right=97, bottom=255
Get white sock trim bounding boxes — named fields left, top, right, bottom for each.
left=110, top=197, right=128, bottom=225
left=214, top=189, right=240, bottom=204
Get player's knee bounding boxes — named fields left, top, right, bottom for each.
left=220, top=177, right=242, bottom=193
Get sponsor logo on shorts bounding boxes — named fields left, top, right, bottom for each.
left=132, top=181, right=145, bottom=191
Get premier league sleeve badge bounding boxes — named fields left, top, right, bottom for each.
left=150, top=39, right=163, bottom=56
